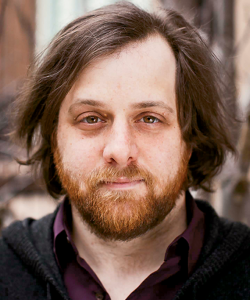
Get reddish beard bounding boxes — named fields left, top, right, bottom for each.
left=54, top=148, right=189, bottom=241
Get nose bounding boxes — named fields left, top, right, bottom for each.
left=103, top=121, right=138, bottom=167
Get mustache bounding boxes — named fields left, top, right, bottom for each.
left=86, top=164, right=154, bottom=187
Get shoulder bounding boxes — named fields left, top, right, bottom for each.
left=0, top=211, right=56, bottom=266
left=1, top=209, right=57, bottom=243
left=195, top=199, right=250, bottom=260
left=0, top=209, right=59, bottom=299
left=0, top=207, right=59, bottom=258
left=188, top=200, right=250, bottom=299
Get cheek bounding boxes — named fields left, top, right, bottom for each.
left=57, top=125, right=102, bottom=171
left=138, top=133, right=184, bottom=181
left=140, top=133, right=182, bottom=164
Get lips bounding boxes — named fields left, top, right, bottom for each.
left=101, top=177, right=144, bottom=189
left=107, top=177, right=142, bottom=183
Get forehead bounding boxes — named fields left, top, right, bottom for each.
left=60, top=34, right=177, bottom=113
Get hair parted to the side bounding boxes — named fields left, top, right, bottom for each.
left=12, top=1, right=236, bottom=198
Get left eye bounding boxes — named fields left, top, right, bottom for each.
left=140, top=116, right=160, bottom=123
left=81, top=116, right=103, bottom=124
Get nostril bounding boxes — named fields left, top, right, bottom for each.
left=102, top=135, right=138, bottom=167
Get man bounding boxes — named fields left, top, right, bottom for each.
left=1, top=2, right=250, bottom=300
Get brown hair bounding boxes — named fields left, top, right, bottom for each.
left=12, top=1, right=236, bottom=198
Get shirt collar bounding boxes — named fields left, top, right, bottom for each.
left=182, top=191, right=205, bottom=274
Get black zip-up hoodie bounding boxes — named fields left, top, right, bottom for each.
left=1, top=200, right=250, bottom=300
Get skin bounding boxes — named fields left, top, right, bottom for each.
left=57, top=34, right=190, bottom=300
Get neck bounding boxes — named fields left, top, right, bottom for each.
left=71, top=192, right=187, bottom=274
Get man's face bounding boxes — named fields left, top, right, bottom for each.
left=55, top=35, right=190, bottom=241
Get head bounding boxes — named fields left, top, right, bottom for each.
left=13, top=2, right=236, bottom=240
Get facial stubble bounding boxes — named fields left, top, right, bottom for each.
left=54, top=148, right=189, bottom=241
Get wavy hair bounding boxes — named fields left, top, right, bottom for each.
left=12, top=1, right=236, bottom=198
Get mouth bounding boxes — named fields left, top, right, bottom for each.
left=101, top=177, right=145, bottom=189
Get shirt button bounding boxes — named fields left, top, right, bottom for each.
left=95, top=292, right=104, bottom=300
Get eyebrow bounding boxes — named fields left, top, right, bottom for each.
left=68, top=99, right=107, bottom=114
left=131, top=101, right=175, bottom=114
left=68, top=99, right=175, bottom=114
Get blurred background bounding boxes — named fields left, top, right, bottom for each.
left=0, top=0, right=250, bottom=231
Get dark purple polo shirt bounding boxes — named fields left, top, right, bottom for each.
left=53, top=191, right=205, bottom=300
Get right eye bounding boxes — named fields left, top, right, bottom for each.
left=81, top=116, right=103, bottom=124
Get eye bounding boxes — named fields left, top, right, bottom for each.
left=140, top=116, right=160, bottom=123
left=81, top=116, right=103, bottom=124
